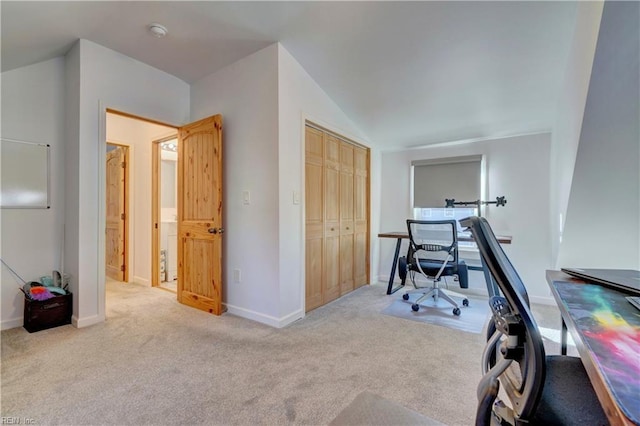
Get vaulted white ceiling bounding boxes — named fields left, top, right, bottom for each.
left=1, top=1, right=580, bottom=149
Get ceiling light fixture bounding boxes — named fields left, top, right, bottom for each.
left=161, top=141, right=177, bottom=152
left=148, top=23, right=168, bottom=38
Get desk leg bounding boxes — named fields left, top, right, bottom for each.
left=386, top=238, right=404, bottom=295
left=561, top=317, right=567, bottom=355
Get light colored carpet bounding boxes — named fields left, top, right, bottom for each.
left=381, top=293, right=490, bottom=334
left=330, top=391, right=446, bottom=426
left=1, top=281, right=567, bottom=425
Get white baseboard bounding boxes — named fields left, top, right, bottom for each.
left=278, top=309, right=305, bottom=327
left=1, top=317, right=23, bottom=330
left=73, top=314, right=103, bottom=328
left=224, top=304, right=303, bottom=328
left=1, top=312, right=104, bottom=331
left=377, top=274, right=465, bottom=286
left=380, top=273, right=557, bottom=306
left=378, top=274, right=568, bottom=304
left=377, top=275, right=403, bottom=285
left=133, top=276, right=150, bottom=286
left=2, top=313, right=105, bottom=331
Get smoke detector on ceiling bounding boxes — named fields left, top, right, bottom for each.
left=148, top=23, right=168, bottom=38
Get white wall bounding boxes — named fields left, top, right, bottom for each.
left=558, top=1, right=640, bottom=269
left=106, top=113, right=176, bottom=286
left=66, top=39, right=189, bottom=327
left=3, top=39, right=372, bottom=329
left=190, top=43, right=372, bottom=327
left=8, top=25, right=613, bottom=329
left=190, top=44, right=282, bottom=325
left=549, top=2, right=603, bottom=268
left=1, top=58, right=67, bottom=329
left=277, top=44, right=371, bottom=321
left=379, top=133, right=554, bottom=303
left=64, top=42, right=81, bottom=329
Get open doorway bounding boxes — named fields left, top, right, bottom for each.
left=152, top=136, right=179, bottom=292
left=103, top=109, right=224, bottom=317
left=105, top=111, right=176, bottom=296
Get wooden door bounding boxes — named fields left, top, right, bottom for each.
left=324, top=135, right=342, bottom=303
left=339, top=141, right=355, bottom=295
left=305, top=126, right=324, bottom=311
left=177, top=115, right=223, bottom=315
left=151, top=141, right=160, bottom=287
left=304, top=125, right=370, bottom=311
left=353, top=146, right=369, bottom=288
left=105, top=145, right=128, bottom=281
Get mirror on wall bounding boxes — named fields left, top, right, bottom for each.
left=160, top=139, right=178, bottom=212
left=159, top=139, right=178, bottom=291
left=161, top=158, right=176, bottom=209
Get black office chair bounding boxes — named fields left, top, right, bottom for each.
left=398, top=219, right=469, bottom=316
left=460, top=216, right=608, bottom=426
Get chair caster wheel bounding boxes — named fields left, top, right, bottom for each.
left=463, top=299, right=469, bottom=307
left=453, top=308, right=461, bottom=316
left=402, top=294, right=409, bottom=300
left=412, top=304, right=420, bottom=312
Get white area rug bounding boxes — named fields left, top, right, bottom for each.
left=330, top=391, right=446, bottom=426
left=381, top=293, right=490, bottom=334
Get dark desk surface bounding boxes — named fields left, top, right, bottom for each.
left=546, top=270, right=640, bottom=426
left=378, top=231, right=512, bottom=244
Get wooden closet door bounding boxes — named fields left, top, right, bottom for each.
left=339, top=141, right=355, bottom=295
left=305, top=127, right=324, bottom=311
left=324, top=135, right=341, bottom=303
left=305, top=125, right=369, bottom=312
left=354, top=146, right=369, bottom=288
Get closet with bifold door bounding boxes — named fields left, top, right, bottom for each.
left=305, top=124, right=370, bottom=312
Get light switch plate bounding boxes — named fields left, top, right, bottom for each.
left=293, top=191, right=300, bottom=205
left=243, top=190, right=250, bottom=205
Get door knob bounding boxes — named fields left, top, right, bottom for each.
left=218, top=228, right=225, bottom=234
left=208, top=228, right=217, bottom=234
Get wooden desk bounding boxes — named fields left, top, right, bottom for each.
left=378, top=231, right=511, bottom=295
left=546, top=270, right=640, bottom=426
left=378, top=231, right=512, bottom=244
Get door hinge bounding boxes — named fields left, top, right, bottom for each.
left=121, top=213, right=126, bottom=220
left=121, top=162, right=126, bottom=168
left=121, top=264, right=126, bottom=272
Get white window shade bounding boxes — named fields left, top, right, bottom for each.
left=412, top=155, right=481, bottom=208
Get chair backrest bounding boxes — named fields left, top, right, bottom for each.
left=459, top=216, right=545, bottom=424
left=461, top=216, right=530, bottom=306
left=406, top=219, right=459, bottom=264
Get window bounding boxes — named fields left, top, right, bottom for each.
left=411, top=155, right=483, bottom=247
left=412, top=155, right=482, bottom=208
left=413, top=207, right=477, bottom=248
